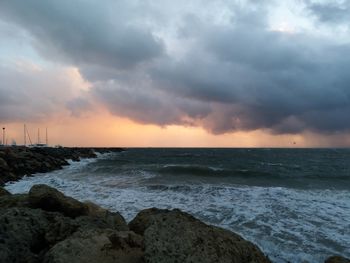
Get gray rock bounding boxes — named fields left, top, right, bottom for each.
left=0, top=207, right=76, bottom=263
left=0, top=185, right=134, bottom=263
left=0, top=185, right=275, bottom=263
left=325, top=256, right=350, bottom=263
left=129, top=208, right=271, bottom=263
left=73, top=213, right=128, bottom=232
left=0, top=186, right=128, bottom=230
left=0, top=204, right=129, bottom=262
left=44, top=229, right=144, bottom=263
left=0, top=193, right=29, bottom=208
left=83, top=201, right=128, bottom=231
left=0, top=186, right=11, bottom=196
left=28, top=184, right=88, bottom=218
left=0, top=157, right=9, bottom=170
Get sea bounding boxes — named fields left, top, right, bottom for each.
left=5, top=148, right=350, bottom=263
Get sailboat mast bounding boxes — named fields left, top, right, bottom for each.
left=2, top=127, right=5, bottom=146
left=38, top=128, right=40, bottom=144
left=46, top=128, right=48, bottom=146
left=24, top=124, right=26, bottom=146
left=26, top=128, right=32, bottom=145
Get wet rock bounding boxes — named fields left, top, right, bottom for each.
left=0, top=157, right=9, bottom=170
left=325, top=256, right=350, bottom=263
left=28, top=184, right=88, bottom=218
left=83, top=201, right=128, bottom=231
left=44, top=229, right=144, bottom=263
left=129, top=208, right=165, bottom=235
left=0, top=193, right=29, bottom=208
left=0, top=157, right=15, bottom=185
left=129, top=208, right=271, bottom=263
left=0, top=207, right=76, bottom=263
left=0, top=186, right=11, bottom=196
left=0, top=185, right=134, bottom=263
left=0, top=146, right=124, bottom=186
left=73, top=213, right=128, bottom=232
left=0, top=184, right=276, bottom=263
left=0, top=171, right=16, bottom=185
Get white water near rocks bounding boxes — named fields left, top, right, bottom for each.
left=5, top=149, right=350, bottom=263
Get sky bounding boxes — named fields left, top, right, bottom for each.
left=0, top=0, right=350, bottom=147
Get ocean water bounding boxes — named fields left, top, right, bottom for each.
left=5, top=148, right=350, bottom=263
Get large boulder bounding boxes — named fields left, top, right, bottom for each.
left=129, top=208, right=271, bottom=263
left=0, top=204, right=131, bottom=263
left=28, top=184, right=129, bottom=230
left=28, top=184, right=88, bottom=218
left=0, top=157, right=18, bottom=185
left=44, top=229, right=144, bottom=263
left=81, top=201, right=128, bottom=231
left=0, top=207, right=76, bottom=263
left=0, top=171, right=17, bottom=185
left=0, top=186, right=11, bottom=196
left=0, top=157, right=9, bottom=170
left=325, top=256, right=350, bottom=263
left=0, top=193, right=29, bottom=208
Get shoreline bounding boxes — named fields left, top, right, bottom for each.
left=1, top=148, right=349, bottom=262
left=0, top=184, right=271, bottom=263
left=0, top=184, right=348, bottom=263
left=0, top=146, right=125, bottom=186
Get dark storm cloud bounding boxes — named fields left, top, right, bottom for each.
left=148, top=15, right=350, bottom=134
left=87, top=1, right=350, bottom=134
left=1, top=0, right=350, bottom=135
left=0, top=0, right=164, bottom=69
left=305, top=0, right=350, bottom=23
left=92, top=73, right=211, bottom=126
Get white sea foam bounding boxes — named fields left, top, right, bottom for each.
left=5, top=156, right=350, bottom=263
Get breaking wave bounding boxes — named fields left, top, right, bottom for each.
left=5, top=148, right=350, bottom=263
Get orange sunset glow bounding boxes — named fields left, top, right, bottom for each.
left=1, top=0, right=350, bottom=147
left=1, top=2, right=350, bottom=263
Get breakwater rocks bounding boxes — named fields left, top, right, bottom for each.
left=1, top=185, right=348, bottom=263
left=0, top=184, right=270, bottom=263
left=0, top=146, right=124, bottom=186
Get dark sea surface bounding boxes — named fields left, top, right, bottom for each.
left=5, top=148, right=350, bottom=262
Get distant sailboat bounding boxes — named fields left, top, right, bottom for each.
left=25, top=125, right=49, bottom=147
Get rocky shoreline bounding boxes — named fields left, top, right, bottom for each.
left=0, top=184, right=267, bottom=263
left=0, top=185, right=348, bottom=263
left=0, top=146, right=124, bottom=186
left=0, top=148, right=349, bottom=263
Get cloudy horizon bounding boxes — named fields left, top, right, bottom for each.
left=1, top=0, right=350, bottom=147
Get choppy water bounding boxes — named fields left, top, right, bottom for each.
left=5, top=148, right=350, bottom=262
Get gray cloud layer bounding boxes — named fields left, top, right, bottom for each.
left=306, top=0, right=350, bottom=24
left=1, top=0, right=350, bottom=135
left=0, top=64, right=77, bottom=122
left=0, top=0, right=164, bottom=69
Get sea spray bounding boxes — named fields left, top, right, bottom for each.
left=5, top=148, right=350, bottom=263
